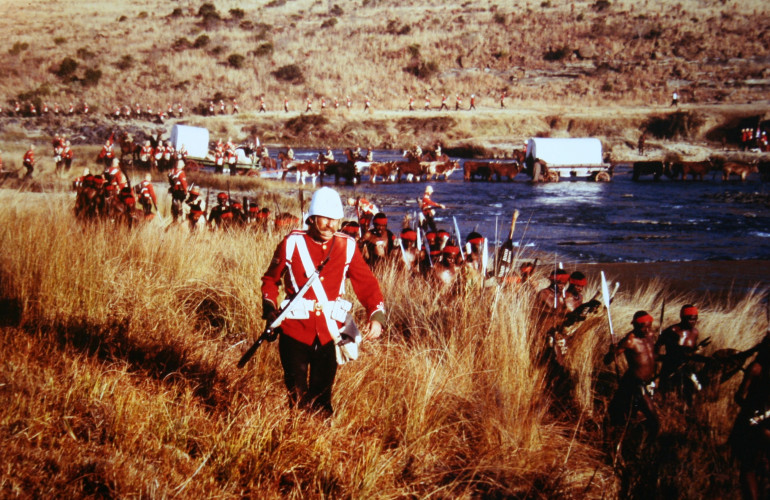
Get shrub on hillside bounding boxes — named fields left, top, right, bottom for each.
left=285, top=114, right=329, bottom=136
left=644, top=111, right=705, bottom=140
left=403, top=60, right=439, bottom=80
left=53, top=37, right=66, bottom=46
left=169, top=7, right=184, bottom=18
left=543, top=45, right=572, bottom=61
left=76, top=47, right=96, bottom=60
left=9, top=42, right=29, bottom=55
left=272, top=64, right=304, bottom=84
left=321, top=18, right=338, bottom=29
left=194, top=34, right=210, bottom=48
left=229, top=8, right=245, bottom=19
left=227, top=53, right=245, bottom=69
left=198, top=3, right=219, bottom=18
left=174, top=37, right=193, bottom=50
left=83, top=67, right=102, bottom=87
left=9, top=42, right=28, bottom=57
left=54, top=57, right=78, bottom=79
left=252, top=42, right=274, bottom=57
left=386, top=19, right=410, bottom=35
left=114, top=54, right=134, bottom=70
left=330, top=4, right=344, bottom=16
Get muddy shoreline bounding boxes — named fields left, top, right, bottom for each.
left=579, top=259, right=769, bottom=304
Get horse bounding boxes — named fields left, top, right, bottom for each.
left=368, top=161, right=398, bottom=183
left=118, top=132, right=140, bottom=163
left=277, top=151, right=298, bottom=171
left=721, top=160, right=758, bottom=181
left=74, top=176, right=107, bottom=221
left=669, top=160, right=714, bottom=180
left=488, top=161, right=521, bottom=182
left=631, top=160, right=666, bottom=181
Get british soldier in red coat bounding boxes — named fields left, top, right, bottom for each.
left=23, top=145, right=35, bottom=179
left=61, top=141, right=74, bottom=172
left=261, top=187, right=385, bottom=417
left=168, top=160, right=188, bottom=221
left=136, top=173, right=157, bottom=217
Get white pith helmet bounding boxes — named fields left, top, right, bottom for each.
left=425, top=185, right=434, bottom=194
left=308, top=187, right=344, bottom=220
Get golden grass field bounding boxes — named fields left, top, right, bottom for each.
left=1, top=0, right=770, bottom=497
left=0, top=176, right=766, bottom=498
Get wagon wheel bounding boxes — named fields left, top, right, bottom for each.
left=595, top=171, right=611, bottom=182
left=547, top=171, right=560, bottom=183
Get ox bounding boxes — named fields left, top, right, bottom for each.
left=631, top=160, right=667, bottom=181
left=283, top=160, right=323, bottom=186
left=464, top=161, right=493, bottom=181
left=323, top=161, right=359, bottom=185
left=368, top=161, right=398, bottom=183
left=488, top=162, right=521, bottom=182
left=669, top=160, right=714, bottom=181
left=721, top=160, right=758, bottom=181
left=395, top=160, right=426, bottom=182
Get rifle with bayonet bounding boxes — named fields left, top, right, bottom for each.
left=238, top=249, right=333, bottom=368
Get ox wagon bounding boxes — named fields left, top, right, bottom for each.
left=170, top=124, right=257, bottom=174
left=525, top=137, right=612, bottom=182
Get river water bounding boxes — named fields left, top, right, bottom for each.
left=279, top=149, right=770, bottom=266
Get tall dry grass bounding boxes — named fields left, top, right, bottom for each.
left=0, top=188, right=766, bottom=497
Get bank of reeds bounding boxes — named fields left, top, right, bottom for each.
left=0, top=189, right=766, bottom=497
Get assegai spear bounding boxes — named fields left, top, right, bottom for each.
left=495, top=209, right=520, bottom=280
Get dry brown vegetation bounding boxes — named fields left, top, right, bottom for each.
left=0, top=0, right=768, bottom=155
left=0, top=187, right=767, bottom=497
left=2, top=1, right=770, bottom=497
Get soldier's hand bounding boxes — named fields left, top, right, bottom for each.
left=365, top=320, right=383, bottom=340
left=265, top=328, right=280, bottom=343
left=262, top=300, right=279, bottom=325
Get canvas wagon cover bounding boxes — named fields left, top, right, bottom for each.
left=170, top=125, right=209, bottom=159
left=525, top=138, right=604, bottom=166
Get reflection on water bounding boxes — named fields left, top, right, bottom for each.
left=531, top=182, right=607, bottom=206
left=268, top=149, right=770, bottom=264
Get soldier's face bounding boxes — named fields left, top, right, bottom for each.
left=309, top=216, right=339, bottom=242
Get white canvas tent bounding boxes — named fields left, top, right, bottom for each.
left=170, top=125, right=209, bottom=159
left=525, top=137, right=604, bottom=166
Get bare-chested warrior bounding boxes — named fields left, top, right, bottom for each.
left=605, top=311, right=660, bottom=439
left=656, top=304, right=709, bottom=403
left=730, top=335, right=770, bottom=500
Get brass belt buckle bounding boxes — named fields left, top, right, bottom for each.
left=313, top=301, right=323, bottom=311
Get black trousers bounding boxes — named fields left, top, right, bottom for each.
left=278, top=333, right=338, bottom=416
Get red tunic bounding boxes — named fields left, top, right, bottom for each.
left=261, top=231, right=385, bottom=346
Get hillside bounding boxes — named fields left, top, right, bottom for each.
left=1, top=0, right=769, bottom=153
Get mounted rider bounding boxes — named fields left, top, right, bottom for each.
left=103, top=158, right=127, bottom=191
